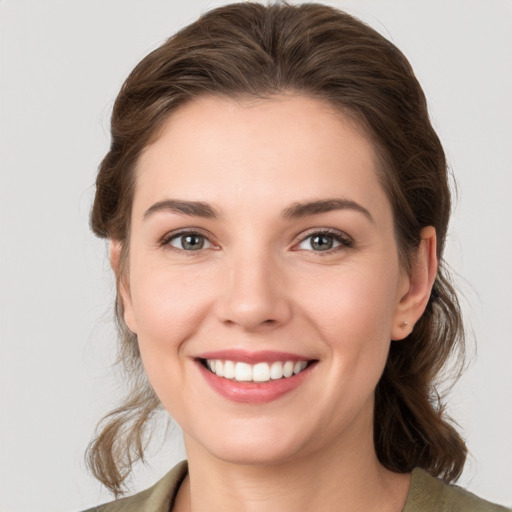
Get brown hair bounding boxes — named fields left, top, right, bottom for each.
left=88, top=1, right=466, bottom=496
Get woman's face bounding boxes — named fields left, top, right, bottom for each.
left=119, top=94, right=414, bottom=465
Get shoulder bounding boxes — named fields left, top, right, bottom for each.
left=79, top=460, right=188, bottom=512
left=404, top=468, right=511, bottom=512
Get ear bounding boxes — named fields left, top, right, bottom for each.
left=391, top=226, right=438, bottom=340
left=109, top=240, right=138, bottom=334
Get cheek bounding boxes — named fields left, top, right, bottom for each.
left=299, top=262, right=400, bottom=339
left=128, top=260, right=216, bottom=351
left=127, top=260, right=219, bottom=417
left=296, top=261, right=400, bottom=394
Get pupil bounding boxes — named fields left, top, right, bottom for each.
left=312, top=235, right=333, bottom=251
left=183, top=235, right=203, bottom=250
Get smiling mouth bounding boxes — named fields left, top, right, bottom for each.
left=200, top=358, right=315, bottom=383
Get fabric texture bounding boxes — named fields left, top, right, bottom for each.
left=81, top=460, right=510, bottom=512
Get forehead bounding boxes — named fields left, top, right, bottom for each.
left=134, top=94, right=389, bottom=219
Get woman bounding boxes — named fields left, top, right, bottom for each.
left=84, top=3, right=509, bottom=511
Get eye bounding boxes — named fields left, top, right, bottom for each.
left=167, top=232, right=213, bottom=251
left=296, top=230, right=352, bottom=252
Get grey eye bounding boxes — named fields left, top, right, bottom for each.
left=169, top=233, right=211, bottom=251
left=298, top=233, right=342, bottom=252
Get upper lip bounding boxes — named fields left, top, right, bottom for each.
left=196, top=349, right=315, bottom=364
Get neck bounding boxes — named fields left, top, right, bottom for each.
left=174, top=411, right=410, bottom=512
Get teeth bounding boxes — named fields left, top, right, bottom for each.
left=205, top=359, right=309, bottom=382
left=270, top=361, right=283, bottom=380
left=223, top=360, right=235, bottom=379
left=294, top=361, right=307, bottom=374
left=283, top=361, right=294, bottom=378
left=215, top=360, right=224, bottom=377
left=253, top=362, right=270, bottom=382
left=235, top=362, right=252, bottom=381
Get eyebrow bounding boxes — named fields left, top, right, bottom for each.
left=143, top=197, right=373, bottom=223
left=143, top=199, right=220, bottom=220
left=282, top=198, right=374, bottom=223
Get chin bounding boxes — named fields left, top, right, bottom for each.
left=188, top=418, right=313, bottom=466
left=213, top=441, right=302, bottom=467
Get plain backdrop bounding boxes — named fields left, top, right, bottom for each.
left=0, top=1, right=511, bottom=511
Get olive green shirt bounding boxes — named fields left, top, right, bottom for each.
left=83, top=461, right=510, bottom=512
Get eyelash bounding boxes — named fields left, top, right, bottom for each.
left=160, top=229, right=214, bottom=252
left=159, top=228, right=353, bottom=254
left=295, top=228, right=353, bottom=254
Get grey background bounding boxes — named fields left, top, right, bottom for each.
left=1, top=1, right=511, bottom=510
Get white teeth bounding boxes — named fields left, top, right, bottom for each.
left=205, top=359, right=309, bottom=382
left=253, top=362, right=270, bottom=382
left=223, top=360, right=235, bottom=379
left=283, top=361, right=294, bottom=378
left=215, top=360, right=224, bottom=377
left=294, top=361, right=307, bottom=374
left=235, top=362, right=252, bottom=381
left=270, top=361, right=283, bottom=380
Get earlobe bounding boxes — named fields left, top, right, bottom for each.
left=109, top=240, right=138, bottom=334
left=391, top=226, right=438, bottom=341
left=109, top=240, right=122, bottom=276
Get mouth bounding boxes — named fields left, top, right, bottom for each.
left=199, top=358, right=313, bottom=382
left=195, top=350, right=318, bottom=403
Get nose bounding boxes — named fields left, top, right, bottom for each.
left=214, top=250, right=292, bottom=332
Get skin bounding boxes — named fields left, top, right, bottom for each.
left=111, top=94, right=437, bottom=512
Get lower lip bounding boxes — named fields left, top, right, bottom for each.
left=197, top=361, right=314, bottom=403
